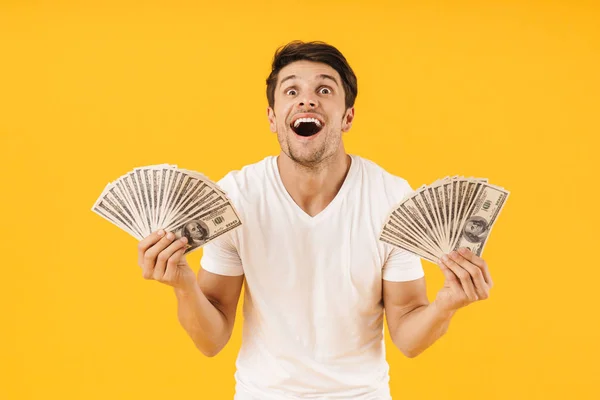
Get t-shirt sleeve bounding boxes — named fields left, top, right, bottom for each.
left=199, top=172, right=244, bottom=276
left=200, top=230, right=244, bottom=276
left=379, top=172, right=425, bottom=282
left=382, top=246, right=425, bottom=282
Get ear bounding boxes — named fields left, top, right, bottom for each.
left=267, top=107, right=277, bottom=133
left=342, top=107, right=355, bottom=132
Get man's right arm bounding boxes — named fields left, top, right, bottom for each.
left=137, top=229, right=244, bottom=358
left=174, top=269, right=243, bottom=357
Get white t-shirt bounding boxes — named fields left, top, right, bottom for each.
left=200, top=154, right=424, bottom=400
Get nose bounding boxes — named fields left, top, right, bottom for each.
left=297, top=96, right=318, bottom=109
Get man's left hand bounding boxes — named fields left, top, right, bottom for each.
left=433, top=247, right=494, bottom=314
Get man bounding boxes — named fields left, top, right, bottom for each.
left=137, top=40, right=494, bottom=399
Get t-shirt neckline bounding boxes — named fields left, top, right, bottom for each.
left=270, top=154, right=358, bottom=225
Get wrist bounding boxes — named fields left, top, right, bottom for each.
left=173, top=276, right=200, bottom=297
left=430, top=300, right=457, bottom=321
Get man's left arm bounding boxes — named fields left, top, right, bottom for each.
left=383, top=248, right=494, bottom=358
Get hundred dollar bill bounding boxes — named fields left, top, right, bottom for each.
left=102, top=183, right=146, bottom=239
left=451, top=184, right=510, bottom=256
left=112, top=175, right=146, bottom=236
left=173, top=202, right=243, bottom=254
left=131, top=169, right=153, bottom=234
left=441, top=178, right=455, bottom=251
left=165, top=173, right=195, bottom=224
left=164, top=189, right=225, bottom=231
left=92, top=164, right=244, bottom=251
left=121, top=171, right=149, bottom=236
left=157, top=167, right=177, bottom=229
left=417, top=185, right=446, bottom=248
left=450, top=179, right=480, bottom=252
left=162, top=180, right=211, bottom=226
left=430, top=180, right=449, bottom=249
left=92, top=183, right=144, bottom=240
left=379, top=231, right=439, bottom=264
left=179, top=168, right=227, bottom=196
left=396, top=195, right=440, bottom=251
left=380, top=175, right=508, bottom=263
left=158, top=169, right=186, bottom=229
left=387, top=210, right=443, bottom=256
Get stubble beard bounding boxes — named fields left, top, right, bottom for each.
left=279, top=126, right=341, bottom=169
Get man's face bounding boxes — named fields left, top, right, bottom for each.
left=267, top=60, right=354, bottom=167
left=188, top=222, right=203, bottom=239
left=466, top=221, right=484, bottom=235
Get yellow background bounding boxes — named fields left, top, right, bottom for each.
left=1, top=1, right=598, bottom=399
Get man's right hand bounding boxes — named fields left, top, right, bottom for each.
left=137, top=230, right=197, bottom=291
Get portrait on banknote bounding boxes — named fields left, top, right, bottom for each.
left=463, top=216, right=490, bottom=243
left=183, top=219, right=210, bottom=246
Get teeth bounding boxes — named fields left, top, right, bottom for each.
left=293, top=117, right=322, bottom=128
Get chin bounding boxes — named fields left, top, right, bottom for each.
left=289, top=147, right=331, bottom=166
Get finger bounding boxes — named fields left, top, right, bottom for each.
left=142, top=231, right=178, bottom=279
left=137, top=229, right=166, bottom=267
left=458, top=247, right=493, bottom=287
left=442, top=255, right=478, bottom=302
left=153, top=236, right=188, bottom=280
left=164, top=245, right=188, bottom=283
left=449, top=251, right=490, bottom=300
left=437, top=259, right=459, bottom=286
left=437, top=261, right=467, bottom=296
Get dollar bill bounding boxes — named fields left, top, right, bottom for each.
left=92, top=164, right=243, bottom=250
left=380, top=176, right=509, bottom=263
left=173, top=202, right=242, bottom=255
left=387, top=209, right=443, bottom=256
left=451, top=184, right=510, bottom=256
left=92, top=183, right=144, bottom=240
left=380, top=231, right=439, bottom=264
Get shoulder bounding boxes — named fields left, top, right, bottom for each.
left=353, top=155, right=414, bottom=207
left=199, top=157, right=272, bottom=258
left=354, top=157, right=425, bottom=278
left=214, top=156, right=273, bottom=206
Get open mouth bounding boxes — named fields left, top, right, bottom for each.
left=290, top=117, right=324, bottom=137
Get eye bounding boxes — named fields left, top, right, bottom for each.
left=286, top=89, right=297, bottom=96
left=319, top=87, right=332, bottom=94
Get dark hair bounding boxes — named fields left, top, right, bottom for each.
left=266, top=40, right=358, bottom=111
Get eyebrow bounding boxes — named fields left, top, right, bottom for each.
left=278, top=74, right=339, bottom=88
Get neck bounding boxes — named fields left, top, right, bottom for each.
left=276, top=149, right=352, bottom=217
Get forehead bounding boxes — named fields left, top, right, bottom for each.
left=277, top=60, right=341, bottom=87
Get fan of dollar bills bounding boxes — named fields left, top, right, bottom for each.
left=91, top=164, right=242, bottom=255
left=379, top=176, right=509, bottom=264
